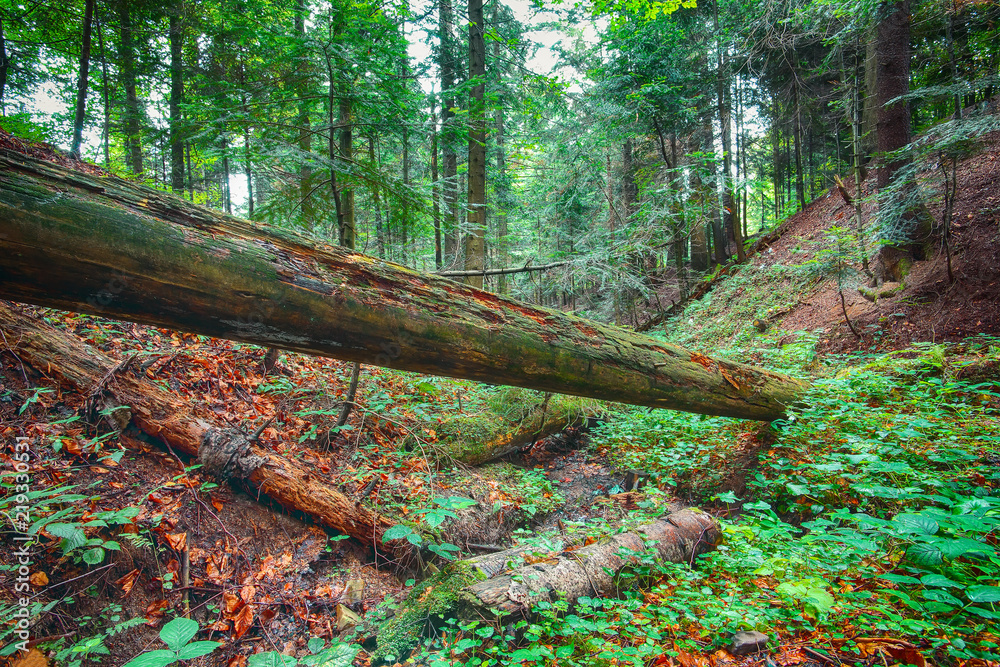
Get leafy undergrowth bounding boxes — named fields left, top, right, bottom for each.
left=398, top=337, right=1000, bottom=667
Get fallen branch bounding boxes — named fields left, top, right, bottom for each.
left=436, top=261, right=568, bottom=278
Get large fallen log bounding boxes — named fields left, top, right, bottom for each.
left=373, top=508, right=720, bottom=662
left=0, top=146, right=805, bottom=420
left=0, top=302, right=412, bottom=562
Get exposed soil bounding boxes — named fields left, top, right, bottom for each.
left=641, top=131, right=1000, bottom=352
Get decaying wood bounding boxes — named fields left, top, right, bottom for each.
left=374, top=508, right=720, bottom=661
left=0, top=302, right=408, bottom=561
left=433, top=390, right=602, bottom=465
left=0, top=147, right=806, bottom=421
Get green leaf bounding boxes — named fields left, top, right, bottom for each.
left=121, top=649, right=178, bottom=667
left=906, top=542, right=944, bottom=567
left=936, top=538, right=993, bottom=560
left=82, top=547, right=105, bottom=565
left=880, top=574, right=922, bottom=585
left=556, top=645, right=576, bottom=658
left=922, top=589, right=962, bottom=607
left=307, top=638, right=326, bottom=654
left=920, top=573, right=962, bottom=588
left=893, top=514, right=939, bottom=536
left=381, top=524, right=414, bottom=542
left=177, top=641, right=220, bottom=660
left=248, top=653, right=298, bottom=667
left=311, top=643, right=360, bottom=667
left=46, top=522, right=88, bottom=554
left=967, top=585, right=1000, bottom=604
left=159, top=617, right=199, bottom=652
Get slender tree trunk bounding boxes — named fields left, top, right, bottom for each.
left=946, top=1, right=962, bottom=119
left=431, top=98, right=442, bottom=269
left=338, top=93, right=355, bottom=248
left=463, top=0, right=487, bottom=288
left=792, top=70, right=807, bottom=211
left=244, top=125, right=253, bottom=217
left=0, top=16, right=8, bottom=112
left=70, top=0, right=96, bottom=161
left=118, top=0, right=143, bottom=175
left=168, top=1, right=185, bottom=193
left=714, top=0, right=742, bottom=261
left=439, top=0, right=459, bottom=267
left=370, top=136, right=385, bottom=259
left=95, top=7, right=111, bottom=168
left=295, top=1, right=314, bottom=226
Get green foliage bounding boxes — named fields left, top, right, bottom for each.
left=121, top=618, right=220, bottom=667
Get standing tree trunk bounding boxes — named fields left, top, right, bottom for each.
left=118, top=0, right=143, bottom=175
left=70, top=0, right=96, bottom=161
left=168, top=1, right=184, bottom=193
left=95, top=7, right=111, bottom=168
left=873, top=0, right=930, bottom=284
left=439, top=0, right=459, bottom=267
left=714, top=0, right=743, bottom=262
left=431, top=98, right=442, bottom=269
left=791, top=68, right=807, bottom=211
left=294, top=0, right=314, bottom=226
left=463, top=0, right=487, bottom=288
left=338, top=93, right=355, bottom=248
left=0, top=16, right=8, bottom=112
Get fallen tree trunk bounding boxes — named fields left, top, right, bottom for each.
left=432, top=388, right=603, bottom=465
left=436, top=261, right=567, bottom=277
left=0, top=146, right=805, bottom=420
left=374, top=508, right=720, bottom=662
left=0, top=302, right=411, bottom=562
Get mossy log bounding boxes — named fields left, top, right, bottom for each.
left=0, top=302, right=411, bottom=562
left=434, top=388, right=603, bottom=465
left=374, top=508, right=720, bottom=662
left=0, top=148, right=806, bottom=421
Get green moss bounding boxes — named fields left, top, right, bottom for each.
left=373, top=561, right=487, bottom=663
left=433, top=386, right=604, bottom=462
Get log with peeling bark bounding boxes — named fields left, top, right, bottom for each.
left=0, top=302, right=413, bottom=562
left=0, top=146, right=806, bottom=420
left=373, top=508, right=720, bottom=662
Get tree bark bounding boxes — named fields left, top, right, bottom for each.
left=70, top=0, right=96, bottom=161
left=430, top=99, right=442, bottom=269
left=463, top=0, right=487, bottom=288
left=0, top=302, right=409, bottom=562
left=374, top=508, right=720, bottom=661
left=168, top=0, right=185, bottom=193
left=0, top=147, right=806, bottom=421
left=117, top=0, right=144, bottom=175
left=439, top=0, right=459, bottom=268
left=0, top=16, right=8, bottom=112
left=873, top=0, right=932, bottom=283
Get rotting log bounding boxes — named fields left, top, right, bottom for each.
left=432, top=388, right=603, bottom=465
left=0, top=302, right=410, bottom=562
left=374, top=508, right=720, bottom=662
left=0, top=146, right=806, bottom=420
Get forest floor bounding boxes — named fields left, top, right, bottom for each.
left=1, top=132, right=999, bottom=667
